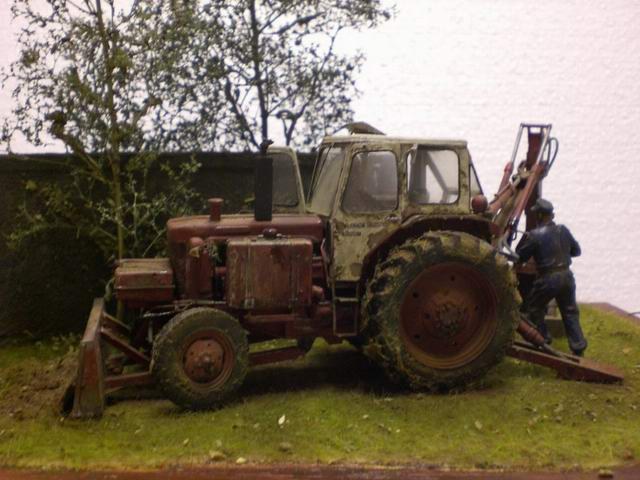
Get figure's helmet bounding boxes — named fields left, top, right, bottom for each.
left=531, top=198, right=554, bottom=215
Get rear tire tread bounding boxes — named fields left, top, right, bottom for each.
left=362, top=231, right=520, bottom=391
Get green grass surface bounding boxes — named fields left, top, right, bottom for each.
left=0, top=305, right=639, bottom=471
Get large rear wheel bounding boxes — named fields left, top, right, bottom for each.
left=151, top=307, right=248, bottom=410
left=362, top=231, right=520, bottom=390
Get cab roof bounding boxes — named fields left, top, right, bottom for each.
left=320, top=134, right=468, bottom=148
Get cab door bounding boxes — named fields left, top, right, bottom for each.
left=329, top=143, right=402, bottom=282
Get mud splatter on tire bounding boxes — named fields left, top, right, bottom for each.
left=361, top=231, right=520, bottom=391
left=151, top=308, right=248, bottom=410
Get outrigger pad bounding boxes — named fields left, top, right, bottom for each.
left=507, top=341, right=624, bottom=384
left=70, top=298, right=106, bottom=418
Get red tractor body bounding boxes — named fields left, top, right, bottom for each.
left=66, top=124, right=623, bottom=418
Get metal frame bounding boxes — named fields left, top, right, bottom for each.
left=507, top=341, right=623, bottom=384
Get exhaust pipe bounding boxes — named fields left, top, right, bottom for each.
left=255, top=139, right=274, bottom=222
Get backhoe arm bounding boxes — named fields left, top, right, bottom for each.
left=489, top=124, right=557, bottom=249
left=490, top=124, right=623, bottom=384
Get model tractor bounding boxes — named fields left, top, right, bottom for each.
left=66, top=123, right=622, bottom=418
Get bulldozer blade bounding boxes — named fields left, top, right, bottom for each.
left=62, top=298, right=156, bottom=418
left=507, top=340, right=624, bottom=384
left=69, top=298, right=106, bottom=419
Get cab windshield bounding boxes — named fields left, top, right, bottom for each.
left=307, top=145, right=346, bottom=216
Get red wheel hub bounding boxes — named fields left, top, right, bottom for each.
left=181, top=330, right=235, bottom=385
left=399, top=262, right=498, bottom=370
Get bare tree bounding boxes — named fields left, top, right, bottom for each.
left=186, top=0, right=394, bottom=150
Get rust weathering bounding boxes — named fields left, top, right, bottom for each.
left=63, top=123, right=623, bottom=419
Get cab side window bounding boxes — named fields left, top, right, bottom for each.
left=470, top=164, right=483, bottom=196
left=343, top=151, right=398, bottom=213
left=469, top=163, right=483, bottom=207
left=407, top=148, right=460, bottom=204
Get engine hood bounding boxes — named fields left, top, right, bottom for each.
left=167, top=213, right=324, bottom=244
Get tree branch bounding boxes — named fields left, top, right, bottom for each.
left=267, top=12, right=324, bottom=36
left=224, top=78, right=258, bottom=149
left=277, top=28, right=341, bottom=144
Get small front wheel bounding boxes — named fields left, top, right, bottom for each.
left=151, top=307, right=248, bottom=410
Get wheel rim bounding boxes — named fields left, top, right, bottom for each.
left=181, top=330, right=235, bottom=386
left=399, top=262, right=498, bottom=370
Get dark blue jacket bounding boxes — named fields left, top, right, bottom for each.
left=516, top=222, right=581, bottom=273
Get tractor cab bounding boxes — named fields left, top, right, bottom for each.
left=307, top=131, right=490, bottom=283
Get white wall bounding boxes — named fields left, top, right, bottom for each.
left=337, top=0, right=640, bottom=313
left=1, top=0, right=639, bottom=312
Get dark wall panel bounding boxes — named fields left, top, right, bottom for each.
left=0, top=151, right=316, bottom=338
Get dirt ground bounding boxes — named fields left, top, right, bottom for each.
left=0, top=350, right=77, bottom=420
left=1, top=464, right=639, bottom=480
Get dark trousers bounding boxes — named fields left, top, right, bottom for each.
left=523, top=270, right=587, bottom=354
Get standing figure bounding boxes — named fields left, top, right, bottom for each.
left=516, top=198, right=588, bottom=356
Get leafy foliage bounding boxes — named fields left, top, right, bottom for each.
left=2, top=0, right=203, bottom=260
left=1, top=0, right=393, bottom=260
left=7, top=157, right=200, bottom=259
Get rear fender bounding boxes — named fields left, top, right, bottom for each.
left=358, top=215, right=493, bottom=293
